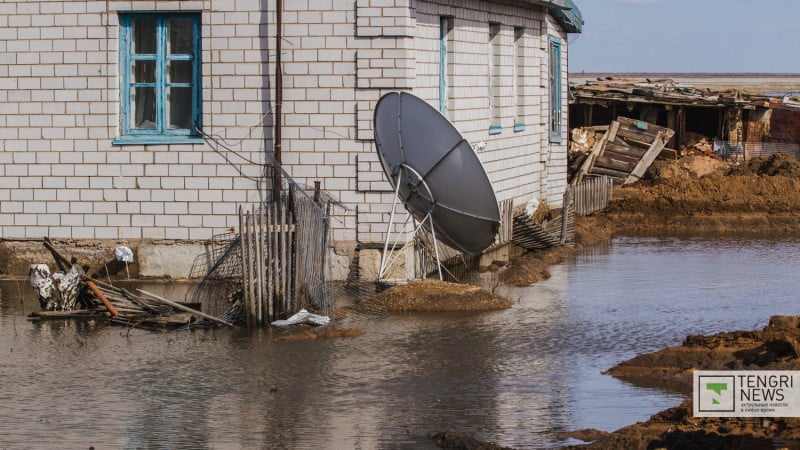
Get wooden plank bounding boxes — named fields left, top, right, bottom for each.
left=254, top=205, right=264, bottom=326
left=615, top=128, right=656, bottom=148
left=617, top=116, right=672, bottom=136
left=625, top=128, right=675, bottom=184
left=137, top=289, right=238, bottom=328
left=267, top=203, right=274, bottom=321
left=602, top=151, right=640, bottom=165
left=259, top=205, right=268, bottom=323
left=574, top=122, right=612, bottom=184
left=606, top=141, right=646, bottom=158
left=607, top=120, right=620, bottom=143
left=29, top=310, right=102, bottom=320
left=594, top=155, right=635, bottom=173
left=86, top=280, right=119, bottom=317
left=239, top=206, right=252, bottom=326
left=590, top=166, right=630, bottom=180
left=280, top=201, right=288, bottom=314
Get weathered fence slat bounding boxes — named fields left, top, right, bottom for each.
left=572, top=175, right=613, bottom=217
left=238, top=200, right=302, bottom=327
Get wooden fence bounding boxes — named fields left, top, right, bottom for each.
left=571, top=175, right=613, bottom=216
left=239, top=201, right=296, bottom=327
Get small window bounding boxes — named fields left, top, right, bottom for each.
left=548, top=36, right=562, bottom=143
left=116, top=13, right=202, bottom=144
left=488, top=23, right=501, bottom=134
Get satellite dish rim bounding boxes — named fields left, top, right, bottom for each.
left=373, top=91, right=501, bottom=255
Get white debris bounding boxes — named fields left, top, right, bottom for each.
left=271, top=309, right=330, bottom=327
left=524, top=197, right=540, bottom=218
left=114, top=245, right=134, bottom=263
left=29, top=264, right=85, bottom=311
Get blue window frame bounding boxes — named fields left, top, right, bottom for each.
left=439, top=16, right=454, bottom=118
left=115, top=13, right=202, bottom=144
left=513, top=26, right=524, bottom=132
left=488, top=22, right=501, bottom=135
left=548, top=36, right=562, bottom=143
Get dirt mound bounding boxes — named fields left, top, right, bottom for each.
left=728, top=152, right=800, bottom=178
left=369, top=279, right=512, bottom=312
left=564, top=316, right=800, bottom=448
left=606, top=315, right=800, bottom=388
left=561, top=399, right=800, bottom=449
left=650, top=154, right=727, bottom=180
left=599, top=155, right=800, bottom=234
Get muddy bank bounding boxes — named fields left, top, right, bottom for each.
left=559, top=398, right=800, bottom=450
left=603, top=153, right=800, bottom=235
left=607, top=315, right=800, bottom=391
left=558, top=315, right=800, bottom=449
left=503, top=154, right=800, bottom=287
left=501, top=212, right=614, bottom=287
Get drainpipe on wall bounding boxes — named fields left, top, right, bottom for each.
left=273, top=0, right=283, bottom=197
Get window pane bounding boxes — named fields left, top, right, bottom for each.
left=168, top=60, right=193, bottom=83
left=132, top=19, right=157, bottom=54
left=168, top=18, right=194, bottom=54
left=168, top=87, right=193, bottom=130
left=132, top=87, right=156, bottom=129
left=132, top=60, right=156, bottom=83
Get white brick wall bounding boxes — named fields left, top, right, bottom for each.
left=0, top=0, right=571, bottom=248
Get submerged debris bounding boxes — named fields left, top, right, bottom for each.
left=27, top=238, right=234, bottom=331
left=29, top=263, right=84, bottom=311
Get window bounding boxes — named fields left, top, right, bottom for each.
left=488, top=23, right=501, bottom=134
left=548, top=36, right=562, bottom=143
left=513, top=26, right=524, bottom=132
left=115, top=13, right=202, bottom=144
left=439, top=16, right=454, bottom=119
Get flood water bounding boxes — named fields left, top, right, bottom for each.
left=3, top=236, right=800, bottom=449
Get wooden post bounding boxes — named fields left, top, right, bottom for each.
left=239, top=206, right=252, bottom=326
left=253, top=205, right=263, bottom=326
left=267, top=203, right=274, bottom=321
left=86, top=280, right=119, bottom=317
left=280, top=201, right=288, bottom=314
left=260, top=205, right=268, bottom=323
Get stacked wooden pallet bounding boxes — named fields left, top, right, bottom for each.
left=574, top=116, right=675, bottom=185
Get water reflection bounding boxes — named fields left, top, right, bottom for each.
left=3, top=236, right=800, bottom=448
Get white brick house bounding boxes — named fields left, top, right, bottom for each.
left=0, top=0, right=582, bottom=277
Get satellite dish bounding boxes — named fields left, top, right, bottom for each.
left=373, top=92, right=500, bottom=256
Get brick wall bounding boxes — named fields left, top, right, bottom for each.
left=0, top=0, right=570, bottom=251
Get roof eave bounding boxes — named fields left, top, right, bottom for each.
left=485, top=0, right=584, bottom=33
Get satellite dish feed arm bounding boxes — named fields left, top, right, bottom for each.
left=418, top=138, right=468, bottom=183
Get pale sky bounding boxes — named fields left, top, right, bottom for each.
left=568, top=0, right=800, bottom=73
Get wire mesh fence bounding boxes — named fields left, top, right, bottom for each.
left=713, top=139, right=800, bottom=161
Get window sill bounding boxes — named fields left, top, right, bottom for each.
left=112, top=136, right=206, bottom=145
left=488, top=126, right=502, bottom=135
left=513, top=123, right=525, bottom=132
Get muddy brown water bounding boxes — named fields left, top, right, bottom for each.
left=3, top=236, right=800, bottom=449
